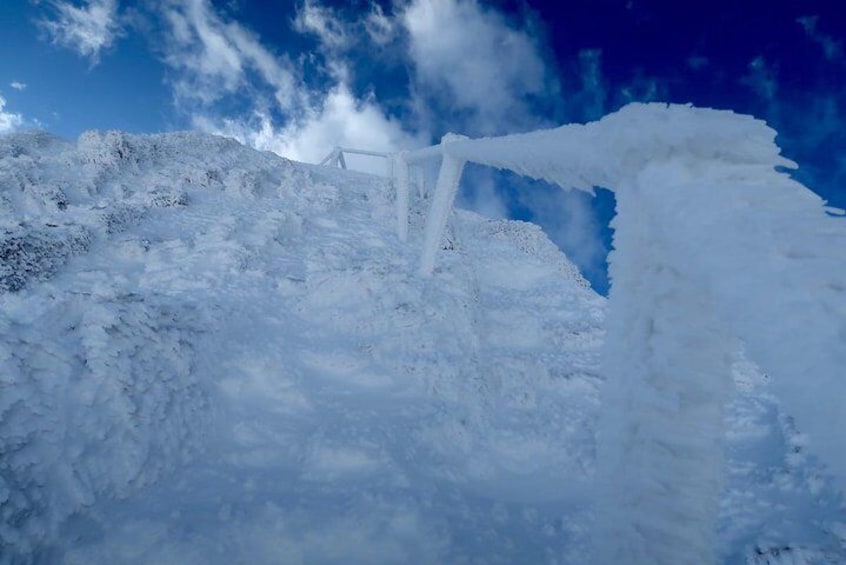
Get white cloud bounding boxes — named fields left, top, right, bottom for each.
left=0, top=96, right=24, bottom=134
left=288, top=0, right=357, bottom=84
left=194, top=83, right=420, bottom=175
left=10, top=81, right=27, bottom=91
left=272, top=86, right=419, bottom=162
left=41, top=0, right=122, bottom=64
left=402, top=0, right=550, bottom=134
left=290, top=1, right=397, bottom=55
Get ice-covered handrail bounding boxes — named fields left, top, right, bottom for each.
left=435, top=103, right=795, bottom=190
left=318, top=144, right=433, bottom=244
left=389, top=102, right=845, bottom=563
left=317, top=145, right=434, bottom=243
left=393, top=104, right=797, bottom=276
left=318, top=146, right=391, bottom=170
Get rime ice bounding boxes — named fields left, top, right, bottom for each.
left=1, top=104, right=845, bottom=563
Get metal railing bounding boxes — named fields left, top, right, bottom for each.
left=317, top=135, right=470, bottom=275
left=315, top=104, right=846, bottom=564
left=318, top=146, right=391, bottom=170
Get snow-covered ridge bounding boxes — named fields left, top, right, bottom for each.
left=0, top=129, right=304, bottom=555
left=0, top=128, right=604, bottom=562
left=0, top=130, right=288, bottom=291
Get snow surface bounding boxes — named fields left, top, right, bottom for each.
left=0, top=126, right=844, bottom=563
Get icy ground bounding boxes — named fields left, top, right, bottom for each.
left=1, top=130, right=844, bottom=563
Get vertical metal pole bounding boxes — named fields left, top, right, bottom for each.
left=419, top=151, right=466, bottom=276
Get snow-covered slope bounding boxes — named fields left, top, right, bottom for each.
left=0, top=130, right=843, bottom=563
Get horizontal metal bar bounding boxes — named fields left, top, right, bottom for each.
left=404, top=144, right=444, bottom=165
left=336, top=147, right=391, bottom=158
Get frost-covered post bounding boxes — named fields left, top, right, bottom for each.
left=419, top=134, right=468, bottom=276
left=393, top=151, right=410, bottom=242
left=588, top=109, right=846, bottom=564
left=594, top=175, right=735, bottom=565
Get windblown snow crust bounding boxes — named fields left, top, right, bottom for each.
left=1, top=124, right=844, bottom=563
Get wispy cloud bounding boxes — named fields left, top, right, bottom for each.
left=40, top=0, right=122, bottom=64
left=797, top=16, right=843, bottom=63
left=158, top=0, right=299, bottom=108
left=364, top=4, right=395, bottom=46
left=10, top=81, right=27, bottom=91
left=0, top=95, right=24, bottom=134
left=291, top=1, right=398, bottom=56
left=572, top=49, right=607, bottom=120
left=293, top=0, right=352, bottom=51
left=741, top=56, right=778, bottom=101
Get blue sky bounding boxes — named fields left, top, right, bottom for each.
left=1, top=0, right=844, bottom=293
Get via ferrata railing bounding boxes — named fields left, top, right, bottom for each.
left=318, top=144, right=434, bottom=248
left=318, top=146, right=391, bottom=170
left=319, top=103, right=846, bottom=564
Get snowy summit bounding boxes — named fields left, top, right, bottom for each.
left=1, top=102, right=846, bottom=564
